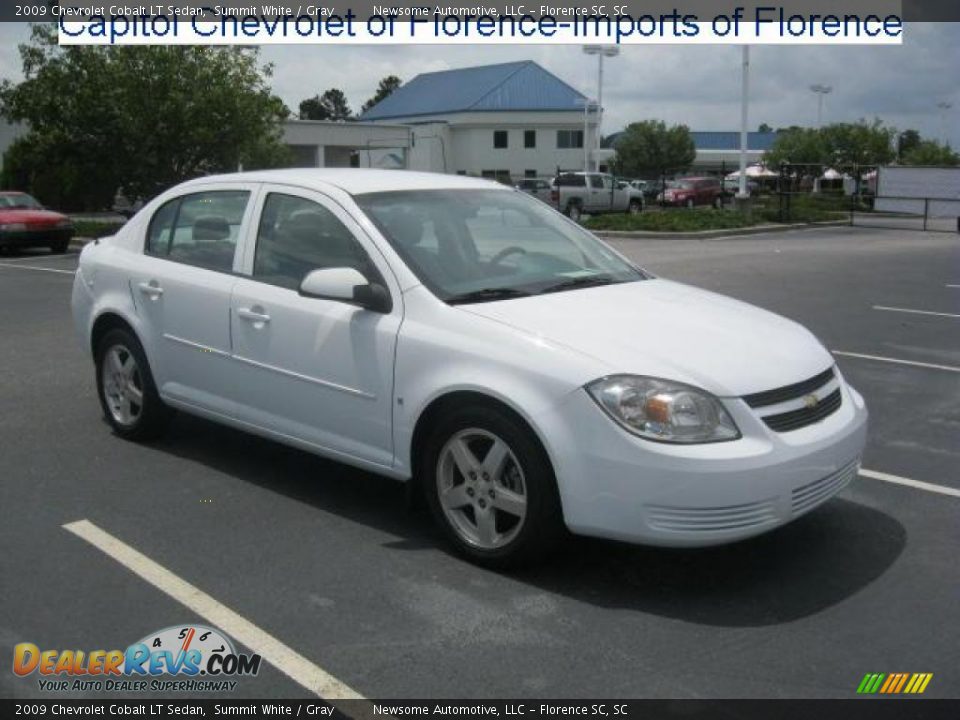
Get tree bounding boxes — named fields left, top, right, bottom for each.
left=897, top=129, right=921, bottom=162
left=758, top=123, right=773, bottom=133
left=361, top=75, right=402, bottom=114
left=611, top=120, right=696, bottom=181
left=821, top=119, right=896, bottom=167
left=763, top=127, right=828, bottom=172
left=299, top=89, right=352, bottom=121
left=901, top=140, right=959, bottom=167
left=0, top=25, right=289, bottom=211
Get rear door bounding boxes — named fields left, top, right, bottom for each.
left=227, top=185, right=402, bottom=468
left=126, top=185, right=257, bottom=411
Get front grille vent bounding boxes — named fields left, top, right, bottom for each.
left=762, top=389, right=842, bottom=432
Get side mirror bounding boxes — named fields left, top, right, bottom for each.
left=299, top=267, right=392, bottom=313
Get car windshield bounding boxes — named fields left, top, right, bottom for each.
left=0, top=193, right=42, bottom=209
left=667, top=181, right=693, bottom=190
left=355, top=189, right=646, bottom=303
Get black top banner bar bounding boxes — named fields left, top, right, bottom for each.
left=8, top=0, right=960, bottom=23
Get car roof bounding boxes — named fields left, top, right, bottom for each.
left=178, top=168, right=507, bottom=196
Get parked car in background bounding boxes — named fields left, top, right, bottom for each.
left=551, top=172, right=643, bottom=221
left=515, top=178, right=552, bottom=203
left=0, top=192, right=74, bottom=253
left=658, top=177, right=723, bottom=208
left=72, top=168, right=867, bottom=567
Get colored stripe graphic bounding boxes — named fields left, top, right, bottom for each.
left=857, top=673, right=933, bottom=694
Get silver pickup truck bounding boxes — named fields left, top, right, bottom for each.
left=550, top=172, right=644, bottom=222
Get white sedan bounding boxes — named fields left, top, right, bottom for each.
left=72, top=169, right=868, bottom=567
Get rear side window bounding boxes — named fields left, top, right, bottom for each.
left=146, top=190, right=249, bottom=273
left=556, top=174, right=586, bottom=188
left=253, top=193, right=373, bottom=291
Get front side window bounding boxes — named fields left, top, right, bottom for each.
left=145, top=190, right=249, bottom=273
left=253, top=193, right=372, bottom=291
left=356, top=189, right=645, bottom=303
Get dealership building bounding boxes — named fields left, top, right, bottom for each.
left=280, top=60, right=779, bottom=181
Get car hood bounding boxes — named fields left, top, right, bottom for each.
left=459, top=278, right=834, bottom=397
left=0, top=208, right=69, bottom=225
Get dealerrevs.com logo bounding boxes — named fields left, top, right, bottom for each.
left=13, top=625, right=261, bottom=692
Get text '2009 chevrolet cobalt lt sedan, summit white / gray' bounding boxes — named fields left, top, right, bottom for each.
left=72, top=169, right=867, bottom=567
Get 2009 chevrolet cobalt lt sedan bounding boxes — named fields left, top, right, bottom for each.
left=72, top=169, right=868, bottom=566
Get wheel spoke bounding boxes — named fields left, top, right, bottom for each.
left=119, top=395, right=132, bottom=422
left=492, top=487, right=526, bottom=518
left=126, top=380, right=143, bottom=406
left=480, top=439, right=509, bottom=479
left=449, top=437, right=478, bottom=478
left=108, top=350, right=124, bottom=374
left=475, top=509, right=498, bottom=546
left=120, top=353, right=136, bottom=378
left=441, top=482, right=471, bottom=510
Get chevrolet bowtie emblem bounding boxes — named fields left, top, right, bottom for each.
left=803, top=394, right=820, bottom=409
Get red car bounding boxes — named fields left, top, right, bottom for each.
left=657, top=177, right=723, bottom=209
left=0, top=192, right=74, bottom=253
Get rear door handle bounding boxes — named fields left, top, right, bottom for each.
left=138, top=281, right=163, bottom=298
left=237, top=307, right=270, bottom=324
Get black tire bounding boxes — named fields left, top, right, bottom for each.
left=50, top=239, right=69, bottom=254
left=95, top=328, right=171, bottom=441
left=627, top=199, right=642, bottom=215
left=421, top=404, right=565, bottom=569
left=686, top=198, right=695, bottom=209
left=566, top=202, right=582, bottom=222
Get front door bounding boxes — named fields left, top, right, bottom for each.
left=228, top=186, right=401, bottom=469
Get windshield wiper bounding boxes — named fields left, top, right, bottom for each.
left=538, top=274, right=619, bottom=295
left=446, top=287, right=532, bottom=305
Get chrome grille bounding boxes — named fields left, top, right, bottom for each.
left=743, top=367, right=834, bottom=409
left=762, top=389, right=842, bottom=432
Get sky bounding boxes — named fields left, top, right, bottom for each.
left=0, top=22, right=957, bottom=147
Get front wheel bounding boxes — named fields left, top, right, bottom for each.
left=95, top=328, right=171, bottom=441
left=50, top=238, right=69, bottom=254
left=422, top=405, right=564, bottom=568
left=685, top=198, right=695, bottom=209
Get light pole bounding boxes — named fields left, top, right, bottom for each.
left=583, top=45, right=619, bottom=171
left=810, top=84, right=832, bottom=128
left=937, top=101, right=953, bottom=145
left=576, top=98, right=599, bottom=172
left=736, top=46, right=751, bottom=200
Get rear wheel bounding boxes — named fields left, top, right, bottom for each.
left=422, top=405, right=564, bottom=568
left=566, top=202, right=582, bottom=223
left=95, top=328, right=171, bottom=441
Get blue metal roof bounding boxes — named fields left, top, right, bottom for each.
left=359, top=61, right=587, bottom=121
left=690, top=131, right=779, bottom=151
left=604, top=130, right=779, bottom=151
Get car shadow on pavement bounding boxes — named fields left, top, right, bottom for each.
left=159, top=414, right=906, bottom=629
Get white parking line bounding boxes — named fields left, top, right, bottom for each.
left=946, top=284, right=960, bottom=289
left=0, top=261, right=75, bottom=275
left=63, top=519, right=365, bottom=700
left=872, top=305, right=960, bottom=319
left=860, top=469, right=960, bottom=499
left=833, top=350, right=960, bottom=374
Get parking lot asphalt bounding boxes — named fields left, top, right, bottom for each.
left=1, top=225, right=958, bottom=701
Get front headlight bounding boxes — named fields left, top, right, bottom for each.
left=586, top=375, right=740, bottom=444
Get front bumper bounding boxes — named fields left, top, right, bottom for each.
left=0, top=227, right=73, bottom=248
left=541, top=379, right=869, bottom=547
